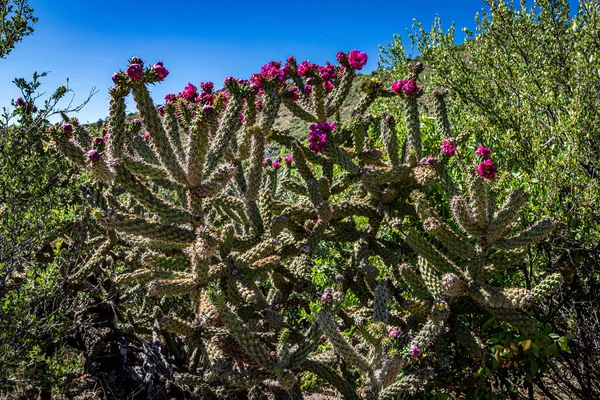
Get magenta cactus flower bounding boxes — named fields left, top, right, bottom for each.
left=348, top=50, right=368, bottom=70
left=336, top=50, right=348, bottom=65
left=287, top=87, right=299, bottom=102
left=130, top=56, right=143, bottom=65
left=297, top=60, right=316, bottom=77
left=15, top=97, right=25, bottom=106
left=419, top=157, right=437, bottom=165
left=126, top=64, right=143, bottom=81
left=156, top=105, right=165, bottom=116
left=238, top=113, right=244, bottom=125
left=402, top=78, right=419, bottom=95
left=180, top=83, right=198, bottom=102
left=152, top=61, right=169, bottom=81
left=303, top=85, right=312, bottom=97
left=61, top=123, right=73, bottom=135
left=384, top=114, right=394, bottom=123
left=409, top=345, right=421, bottom=358
left=284, top=156, right=293, bottom=164
left=272, top=161, right=282, bottom=169
left=141, top=132, right=150, bottom=141
left=202, top=104, right=215, bottom=116
left=111, top=72, right=121, bottom=85
left=322, top=81, right=334, bottom=92
left=165, top=94, right=176, bottom=103
left=441, top=139, right=457, bottom=157
left=389, top=329, right=400, bottom=338
left=391, top=80, right=405, bottom=94
left=474, top=145, right=492, bottom=159
left=477, top=159, right=497, bottom=179
left=318, top=62, right=337, bottom=82
left=87, top=150, right=101, bottom=162
left=321, top=290, right=333, bottom=302
left=255, top=100, right=264, bottom=112
left=200, top=81, right=214, bottom=92
left=93, top=137, right=105, bottom=145
left=308, top=122, right=336, bottom=153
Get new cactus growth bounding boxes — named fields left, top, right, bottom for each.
left=50, top=52, right=562, bottom=399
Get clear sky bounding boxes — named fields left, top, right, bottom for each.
left=0, top=0, right=579, bottom=123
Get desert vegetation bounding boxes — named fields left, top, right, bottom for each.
left=1, top=1, right=599, bottom=399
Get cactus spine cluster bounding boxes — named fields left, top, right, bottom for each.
left=50, top=53, right=561, bottom=399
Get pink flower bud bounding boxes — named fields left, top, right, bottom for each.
left=202, top=104, right=215, bottom=116
left=474, top=145, right=492, bottom=159
left=321, top=290, right=333, bottom=302
left=272, top=161, right=282, bottom=169
left=141, top=132, right=150, bottom=141
left=262, top=157, right=271, bottom=165
left=126, top=64, right=143, bottom=81
left=87, top=150, right=101, bottom=161
left=389, top=329, right=400, bottom=338
left=152, top=61, right=169, bottom=80
left=255, top=100, right=264, bottom=112
left=130, top=56, right=143, bottom=65
left=476, top=159, right=497, bottom=179
left=15, top=97, right=25, bottom=106
left=61, top=123, right=73, bottom=134
left=200, top=81, right=214, bottom=92
left=336, top=51, right=348, bottom=64
left=409, top=345, right=421, bottom=358
left=348, top=50, right=368, bottom=70
left=284, top=156, right=293, bottom=164
left=157, top=105, right=165, bottom=116
left=93, top=137, right=105, bottom=145
left=441, top=140, right=456, bottom=157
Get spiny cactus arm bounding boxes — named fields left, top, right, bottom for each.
left=312, top=80, right=327, bottom=121
left=281, top=94, right=318, bottom=122
left=260, top=85, right=281, bottom=131
left=159, top=315, right=201, bottom=339
left=451, top=317, right=486, bottom=359
left=398, top=263, right=433, bottom=300
left=52, top=134, right=88, bottom=168
left=246, top=128, right=265, bottom=201
left=495, top=218, right=555, bottom=250
left=409, top=315, right=446, bottom=351
left=217, top=302, right=278, bottom=370
left=163, top=102, right=186, bottom=161
left=450, top=196, right=485, bottom=238
left=404, top=228, right=461, bottom=275
left=530, top=273, right=563, bottom=302
left=468, top=251, right=524, bottom=281
left=286, top=322, right=323, bottom=368
left=113, top=162, right=192, bottom=223
left=131, top=84, right=189, bottom=185
left=70, top=239, right=113, bottom=282
left=237, top=95, right=257, bottom=161
left=128, top=134, right=161, bottom=165
left=325, top=64, right=355, bottom=117
left=467, top=177, right=492, bottom=229
left=191, top=163, right=237, bottom=198
left=141, top=251, right=188, bottom=270
left=487, top=307, right=538, bottom=333
left=301, top=359, right=360, bottom=400
left=324, top=145, right=362, bottom=174
left=106, top=90, right=128, bottom=160
left=415, top=257, right=445, bottom=300
left=97, top=210, right=196, bottom=245
left=236, top=239, right=277, bottom=268
left=147, top=278, right=197, bottom=297
left=186, top=114, right=211, bottom=187
left=204, top=88, right=245, bottom=175
left=378, top=370, right=429, bottom=400
left=433, top=88, right=451, bottom=139
left=403, top=97, right=422, bottom=165
left=122, top=156, right=169, bottom=180
left=374, top=284, right=390, bottom=323
left=317, top=312, right=372, bottom=372
left=488, top=188, right=528, bottom=240
left=412, top=190, right=476, bottom=259
left=381, top=116, right=400, bottom=168
left=175, top=97, right=194, bottom=134
left=214, top=196, right=250, bottom=227
left=280, top=178, right=307, bottom=196
left=115, top=269, right=191, bottom=286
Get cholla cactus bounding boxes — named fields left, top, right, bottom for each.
left=50, top=53, right=561, bottom=399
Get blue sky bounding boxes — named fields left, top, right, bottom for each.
left=0, top=0, right=578, bottom=123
